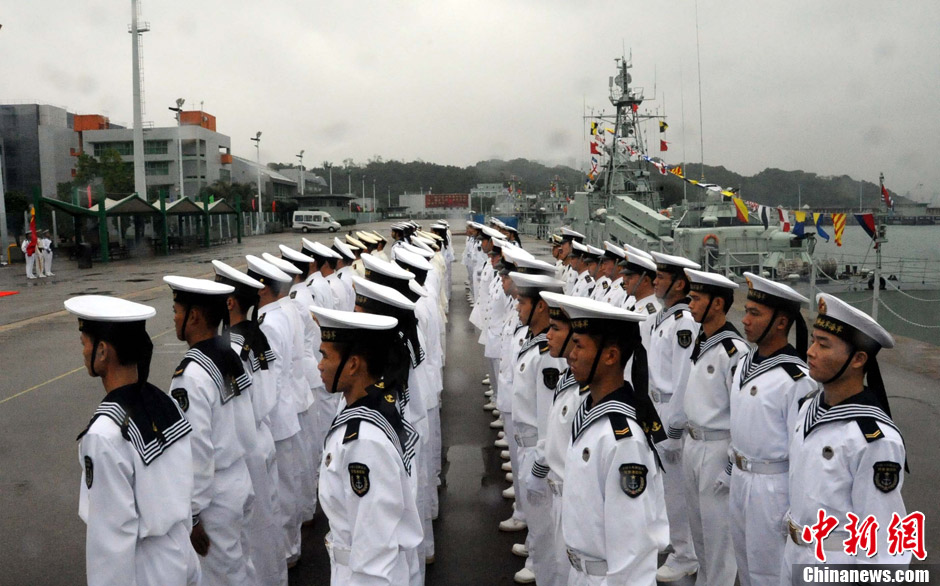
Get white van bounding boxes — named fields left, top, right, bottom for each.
left=292, top=210, right=341, bottom=233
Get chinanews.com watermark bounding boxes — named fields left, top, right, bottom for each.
left=794, top=565, right=936, bottom=585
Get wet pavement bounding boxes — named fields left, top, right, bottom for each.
left=0, top=225, right=935, bottom=585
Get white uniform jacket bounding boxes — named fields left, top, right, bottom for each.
left=570, top=270, right=595, bottom=298
left=306, top=271, right=336, bottom=310
left=591, top=276, right=612, bottom=302
left=562, top=385, right=669, bottom=585
left=784, top=388, right=910, bottom=568
left=257, top=302, right=302, bottom=441
left=646, top=300, right=698, bottom=439
left=510, top=327, right=567, bottom=443
left=532, top=369, right=585, bottom=483
left=319, top=388, right=423, bottom=585
left=601, top=277, right=627, bottom=308
left=684, top=323, right=749, bottom=434
left=289, top=283, right=326, bottom=392
left=78, top=383, right=198, bottom=586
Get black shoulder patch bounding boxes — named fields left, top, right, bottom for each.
left=677, top=330, right=693, bottom=348
left=646, top=303, right=656, bottom=314
left=542, top=368, right=560, bottom=389
left=257, top=312, right=266, bottom=325
left=348, top=462, right=371, bottom=497
left=857, top=418, right=885, bottom=443
left=720, top=338, right=738, bottom=357
left=538, top=338, right=550, bottom=354
left=84, top=455, right=94, bottom=489
left=289, top=290, right=297, bottom=299
left=171, top=388, right=189, bottom=412
left=872, top=461, right=901, bottom=493
left=343, top=418, right=362, bottom=444
left=674, top=310, right=684, bottom=320
left=781, top=362, right=806, bottom=381
left=172, top=358, right=188, bottom=379
left=602, top=281, right=610, bottom=290
left=608, top=412, right=633, bottom=440
left=619, top=463, right=648, bottom=497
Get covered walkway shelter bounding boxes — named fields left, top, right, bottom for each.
left=39, top=193, right=242, bottom=262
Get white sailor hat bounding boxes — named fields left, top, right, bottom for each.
left=508, top=272, right=565, bottom=297
left=333, top=237, right=357, bottom=260
left=623, top=243, right=653, bottom=261
left=814, top=293, right=894, bottom=350
left=619, top=251, right=658, bottom=275
left=550, top=234, right=564, bottom=246
left=602, top=241, right=626, bottom=261
left=479, top=225, right=502, bottom=240
left=570, top=240, right=588, bottom=256
left=552, top=295, right=647, bottom=332
left=361, top=253, right=415, bottom=298
left=684, top=268, right=739, bottom=293
left=164, top=276, right=234, bottom=305
left=418, top=229, right=443, bottom=242
left=504, top=249, right=556, bottom=276
left=370, top=230, right=387, bottom=243
left=401, top=241, right=434, bottom=260
left=742, top=271, right=808, bottom=310
left=649, top=251, right=701, bottom=273
left=302, top=237, right=341, bottom=260
left=393, top=247, right=433, bottom=272
left=246, top=254, right=292, bottom=285
left=414, top=235, right=439, bottom=251
left=344, top=234, right=366, bottom=251
left=212, top=259, right=264, bottom=293
left=356, top=231, right=379, bottom=245
left=468, top=221, right=484, bottom=230
left=65, top=295, right=156, bottom=324
left=538, top=291, right=576, bottom=322
left=491, top=217, right=505, bottom=227
left=504, top=225, right=519, bottom=234
left=560, top=227, right=585, bottom=242
left=410, top=238, right=436, bottom=255
left=430, top=223, right=448, bottom=231
left=488, top=237, right=509, bottom=255
left=583, top=245, right=604, bottom=260
left=352, top=275, right=416, bottom=312
left=437, top=219, right=450, bottom=227
left=391, top=222, right=409, bottom=232
left=261, top=252, right=302, bottom=276
left=309, top=306, right=398, bottom=344
left=278, top=244, right=315, bottom=264
left=409, top=279, right=428, bottom=298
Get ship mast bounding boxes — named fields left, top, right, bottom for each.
left=606, top=55, right=645, bottom=196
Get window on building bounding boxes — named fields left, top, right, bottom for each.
left=145, top=161, right=170, bottom=176
left=219, top=169, right=231, bottom=182
left=93, top=141, right=134, bottom=157
left=144, top=140, right=169, bottom=155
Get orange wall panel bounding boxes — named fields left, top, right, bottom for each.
left=73, top=114, right=110, bottom=131
left=180, top=110, right=217, bottom=131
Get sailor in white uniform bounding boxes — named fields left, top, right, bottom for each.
left=532, top=291, right=589, bottom=586
left=645, top=251, right=701, bottom=582
left=213, top=260, right=289, bottom=586
left=246, top=255, right=307, bottom=568
left=781, top=293, right=911, bottom=578
left=302, top=237, right=341, bottom=310
left=164, top=276, right=255, bottom=585
left=729, top=272, right=816, bottom=586
left=620, top=245, right=657, bottom=312
left=331, top=237, right=358, bottom=310
left=558, top=227, right=585, bottom=294
left=569, top=242, right=595, bottom=298
left=66, top=295, right=201, bottom=586
left=40, top=230, right=55, bottom=276
left=556, top=295, right=669, bottom=586
left=508, top=272, right=568, bottom=585
left=681, top=269, right=749, bottom=586
left=313, top=307, right=423, bottom=586
left=596, top=242, right=627, bottom=307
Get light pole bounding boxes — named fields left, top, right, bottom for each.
left=168, top=98, right=185, bottom=200
left=251, top=131, right=262, bottom=234
left=325, top=163, right=333, bottom=194
left=0, top=146, right=8, bottom=265
left=372, top=178, right=376, bottom=214
left=361, top=176, right=366, bottom=213
left=296, top=150, right=305, bottom=197
left=347, top=168, right=352, bottom=195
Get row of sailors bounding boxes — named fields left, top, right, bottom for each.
left=67, top=221, right=456, bottom=586
left=462, top=220, right=910, bottom=586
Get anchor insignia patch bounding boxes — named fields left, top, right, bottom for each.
left=349, top=462, right=371, bottom=497
left=619, top=463, right=648, bottom=498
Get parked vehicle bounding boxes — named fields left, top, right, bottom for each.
left=292, top=210, right=341, bottom=233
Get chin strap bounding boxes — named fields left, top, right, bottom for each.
left=560, top=328, right=574, bottom=357
left=331, top=346, right=353, bottom=394
left=585, top=334, right=607, bottom=388
left=90, top=337, right=101, bottom=377
left=755, top=308, right=779, bottom=348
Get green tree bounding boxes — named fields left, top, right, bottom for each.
left=97, top=149, right=134, bottom=195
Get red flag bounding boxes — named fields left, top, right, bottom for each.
left=631, top=103, right=639, bottom=112
left=590, top=142, right=600, bottom=155
left=778, top=207, right=791, bottom=232
left=272, top=200, right=276, bottom=212
left=87, top=185, right=93, bottom=208
left=27, top=206, right=38, bottom=255
left=251, top=198, right=256, bottom=211
left=660, top=140, right=668, bottom=152
left=881, top=184, right=893, bottom=208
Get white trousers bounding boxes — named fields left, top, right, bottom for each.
left=25, top=253, right=35, bottom=278
left=200, top=460, right=255, bottom=586
left=43, top=249, right=53, bottom=274
left=519, top=446, right=553, bottom=581
left=244, top=427, right=288, bottom=586
left=729, top=468, right=789, bottom=586
left=542, top=473, right=569, bottom=586
left=683, top=437, right=737, bottom=586
left=275, top=433, right=303, bottom=560
left=502, top=412, right=525, bottom=523
left=297, top=406, right=319, bottom=521
left=661, top=438, right=697, bottom=567
left=427, top=405, right=442, bottom=518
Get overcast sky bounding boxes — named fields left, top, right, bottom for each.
left=3, top=1, right=939, bottom=201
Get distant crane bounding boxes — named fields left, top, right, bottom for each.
left=129, top=0, right=150, bottom=197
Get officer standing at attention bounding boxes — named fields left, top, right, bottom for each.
left=314, top=306, right=423, bottom=586
left=557, top=295, right=668, bottom=586
left=681, top=269, right=749, bottom=586
left=302, top=237, right=342, bottom=310
left=66, top=295, right=201, bottom=586
left=646, top=251, right=701, bottom=583
left=781, top=293, right=911, bottom=575
left=729, top=272, right=815, bottom=586
left=163, top=276, right=255, bottom=585
left=595, top=242, right=628, bottom=307
left=558, top=227, right=585, bottom=294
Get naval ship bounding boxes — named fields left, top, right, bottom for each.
left=564, top=56, right=813, bottom=279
